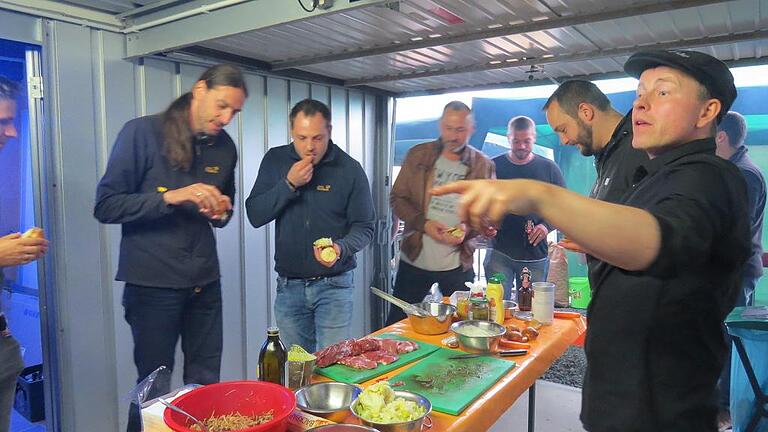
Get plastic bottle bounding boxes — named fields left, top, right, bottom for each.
left=258, top=327, right=287, bottom=385
left=486, top=273, right=506, bottom=324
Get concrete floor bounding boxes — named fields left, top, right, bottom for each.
left=489, top=380, right=587, bottom=432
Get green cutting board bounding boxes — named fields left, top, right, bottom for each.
left=315, top=334, right=440, bottom=384
left=389, top=348, right=516, bottom=415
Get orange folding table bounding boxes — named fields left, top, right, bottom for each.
left=314, top=314, right=587, bottom=431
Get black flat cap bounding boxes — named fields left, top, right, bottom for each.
left=624, top=50, right=736, bottom=122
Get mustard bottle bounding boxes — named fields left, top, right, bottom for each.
left=486, top=273, right=506, bottom=324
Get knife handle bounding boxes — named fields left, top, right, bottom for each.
left=497, top=349, right=528, bottom=356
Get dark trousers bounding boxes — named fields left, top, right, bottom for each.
left=386, top=260, right=474, bottom=325
left=124, top=280, right=223, bottom=432
left=0, top=335, right=23, bottom=432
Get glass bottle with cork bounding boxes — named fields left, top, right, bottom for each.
left=518, top=267, right=533, bottom=312
left=258, top=326, right=287, bottom=386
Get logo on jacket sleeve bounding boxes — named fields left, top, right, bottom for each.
left=157, top=186, right=168, bottom=193
left=205, top=166, right=220, bottom=174
left=317, top=184, right=331, bottom=192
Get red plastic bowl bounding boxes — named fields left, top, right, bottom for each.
left=163, top=381, right=296, bottom=432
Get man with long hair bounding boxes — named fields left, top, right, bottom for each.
left=94, top=64, right=246, bottom=431
left=0, top=76, right=48, bottom=432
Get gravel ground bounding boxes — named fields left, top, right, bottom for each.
left=540, top=307, right=587, bottom=388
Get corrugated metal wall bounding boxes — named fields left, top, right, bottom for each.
left=1, top=10, right=385, bottom=431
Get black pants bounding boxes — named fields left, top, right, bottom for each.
left=386, top=260, right=474, bottom=325
left=124, top=280, right=223, bottom=432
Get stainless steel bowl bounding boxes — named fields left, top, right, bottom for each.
left=351, top=390, right=432, bottom=432
left=407, top=302, right=456, bottom=335
left=503, top=300, right=518, bottom=320
left=307, top=426, right=381, bottom=432
left=450, top=320, right=506, bottom=353
left=295, top=382, right=362, bottom=423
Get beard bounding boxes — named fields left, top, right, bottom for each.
left=513, top=149, right=531, bottom=160
left=575, top=118, right=595, bottom=156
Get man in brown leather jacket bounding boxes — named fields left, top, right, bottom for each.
left=387, top=101, right=494, bottom=324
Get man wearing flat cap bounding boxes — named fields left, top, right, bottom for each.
left=431, top=49, right=750, bottom=431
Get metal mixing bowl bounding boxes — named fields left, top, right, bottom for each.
left=351, top=390, right=432, bottom=432
left=407, top=302, right=456, bottom=335
left=450, top=320, right=506, bottom=353
left=295, top=382, right=362, bottom=423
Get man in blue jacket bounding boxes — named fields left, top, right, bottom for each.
left=246, top=99, right=375, bottom=352
left=714, top=110, right=766, bottom=429
left=94, top=64, right=246, bottom=431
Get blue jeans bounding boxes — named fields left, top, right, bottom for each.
left=123, top=280, right=223, bottom=432
left=275, top=271, right=354, bottom=352
left=483, top=250, right=549, bottom=301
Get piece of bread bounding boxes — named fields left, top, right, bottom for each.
left=22, top=227, right=44, bottom=239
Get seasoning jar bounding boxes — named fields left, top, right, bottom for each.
left=456, top=297, right=470, bottom=320
left=468, top=298, right=490, bottom=321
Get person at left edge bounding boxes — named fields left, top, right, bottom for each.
left=246, top=99, right=375, bottom=353
left=93, top=64, right=246, bottom=432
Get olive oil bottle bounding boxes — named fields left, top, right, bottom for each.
left=258, top=327, right=287, bottom=385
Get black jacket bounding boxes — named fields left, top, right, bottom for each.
left=94, top=115, right=237, bottom=288
left=582, top=139, right=750, bottom=432
left=245, top=142, right=375, bottom=278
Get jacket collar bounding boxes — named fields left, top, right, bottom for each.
left=632, top=138, right=715, bottom=184
left=729, top=145, right=749, bottom=164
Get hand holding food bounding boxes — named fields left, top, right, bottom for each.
left=313, top=237, right=340, bottom=268
left=287, top=156, right=314, bottom=188
left=22, top=227, right=45, bottom=239
left=0, top=231, right=48, bottom=267
left=443, top=223, right=467, bottom=245
left=423, top=219, right=449, bottom=243
left=163, top=182, right=231, bottom=217
left=528, top=223, right=549, bottom=246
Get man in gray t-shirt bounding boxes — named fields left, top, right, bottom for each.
left=402, top=156, right=468, bottom=271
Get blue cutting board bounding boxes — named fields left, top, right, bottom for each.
left=314, top=334, right=440, bottom=384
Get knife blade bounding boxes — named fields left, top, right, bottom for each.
left=448, top=349, right=527, bottom=360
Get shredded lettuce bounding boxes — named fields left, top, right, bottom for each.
left=354, top=382, right=426, bottom=423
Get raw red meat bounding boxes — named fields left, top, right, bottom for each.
left=362, top=350, right=399, bottom=365
left=315, top=337, right=419, bottom=368
left=354, top=338, right=380, bottom=354
left=396, top=340, right=419, bottom=353
left=315, top=339, right=356, bottom=367
left=377, top=339, right=401, bottom=355
left=338, top=355, right=378, bottom=370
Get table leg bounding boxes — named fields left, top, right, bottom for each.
left=528, top=381, right=536, bottom=432
left=733, top=336, right=768, bottom=432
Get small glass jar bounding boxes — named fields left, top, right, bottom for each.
left=456, top=297, right=471, bottom=320
left=468, top=298, right=490, bottom=321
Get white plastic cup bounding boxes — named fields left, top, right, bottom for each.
left=532, top=282, right=555, bottom=325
